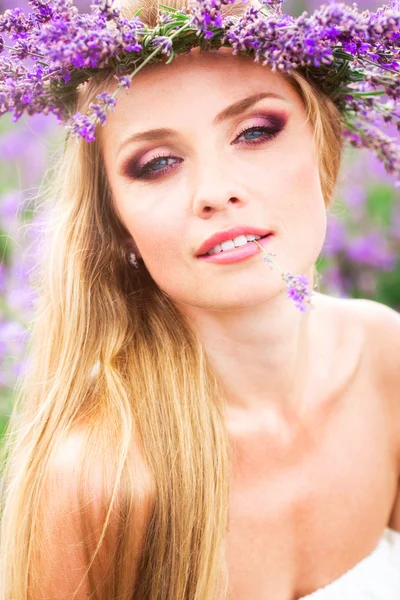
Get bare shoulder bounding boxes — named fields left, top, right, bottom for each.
left=49, top=425, right=156, bottom=503
left=312, top=292, right=365, bottom=342
left=46, top=426, right=156, bottom=541
left=312, top=292, right=400, bottom=392
left=320, top=294, right=400, bottom=460
left=32, top=426, right=155, bottom=599
left=314, top=292, right=400, bottom=366
left=350, top=297, right=400, bottom=441
left=335, top=295, right=400, bottom=375
left=312, top=292, right=366, bottom=373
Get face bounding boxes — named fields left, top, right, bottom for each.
left=101, top=47, right=327, bottom=311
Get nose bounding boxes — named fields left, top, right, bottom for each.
left=191, top=153, right=248, bottom=218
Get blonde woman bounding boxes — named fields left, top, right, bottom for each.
left=1, top=0, right=400, bottom=598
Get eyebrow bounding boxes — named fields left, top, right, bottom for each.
left=117, top=91, right=288, bottom=156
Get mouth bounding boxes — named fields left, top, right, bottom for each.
left=197, top=233, right=274, bottom=264
left=198, top=234, right=272, bottom=258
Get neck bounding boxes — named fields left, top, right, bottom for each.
left=177, top=267, right=317, bottom=428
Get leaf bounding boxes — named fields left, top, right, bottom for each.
left=166, top=50, right=175, bottom=65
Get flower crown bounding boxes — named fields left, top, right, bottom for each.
left=0, top=0, right=399, bottom=185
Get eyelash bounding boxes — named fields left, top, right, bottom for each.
left=128, top=121, right=285, bottom=181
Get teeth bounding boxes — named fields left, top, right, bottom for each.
left=233, top=235, right=248, bottom=247
left=208, top=243, right=222, bottom=254
left=207, top=234, right=262, bottom=255
left=221, top=240, right=235, bottom=251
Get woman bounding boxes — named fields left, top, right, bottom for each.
left=1, top=0, right=400, bottom=598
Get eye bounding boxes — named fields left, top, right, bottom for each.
left=233, top=123, right=283, bottom=147
left=123, top=153, right=183, bottom=179
left=126, top=115, right=286, bottom=181
left=233, top=113, right=287, bottom=147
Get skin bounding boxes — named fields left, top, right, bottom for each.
left=101, top=46, right=328, bottom=437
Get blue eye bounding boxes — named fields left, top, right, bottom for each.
left=127, top=118, right=285, bottom=181
left=235, top=124, right=281, bottom=146
left=138, top=153, right=179, bottom=177
left=122, top=152, right=181, bottom=181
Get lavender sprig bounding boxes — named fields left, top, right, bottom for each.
left=252, top=239, right=315, bottom=313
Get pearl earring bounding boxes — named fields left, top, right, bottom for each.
left=127, top=251, right=139, bottom=268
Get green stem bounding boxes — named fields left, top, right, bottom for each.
left=3, top=44, right=44, bottom=60
left=129, top=21, right=192, bottom=79
left=351, top=90, right=386, bottom=97
left=103, top=20, right=194, bottom=114
left=158, top=4, right=181, bottom=14
left=252, top=240, right=284, bottom=275
left=330, top=58, right=351, bottom=81
left=360, top=56, right=399, bottom=75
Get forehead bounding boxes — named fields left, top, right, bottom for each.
left=101, top=47, right=303, bottom=146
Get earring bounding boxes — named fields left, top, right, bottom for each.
left=127, top=251, right=139, bottom=269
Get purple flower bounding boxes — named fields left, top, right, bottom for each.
left=343, top=120, right=400, bottom=188
left=152, top=35, right=173, bottom=56
left=254, top=242, right=314, bottom=312
left=190, top=0, right=236, bottom=39
left=85, top=91, right=116, bottom=129
left=28, top=0, right=54, bottom=23
left=260, top=0, right=283, bottom=15
left=117, top=75, right=131, bottom=89
left=88, top=102, right=107, bottom=126
left=282, top=273, right=314, bottom=313
left=90, top=0, right=120, bottom=22
left=223, top=5, right=338, bottom=73
left=0, top=8, right=31, bottom=38
left=96, top=91, right=116, bottom=109
left=70, top=112, right=96, bottom=142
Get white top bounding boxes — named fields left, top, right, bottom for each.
left=298, top=528, right=400, bottom=599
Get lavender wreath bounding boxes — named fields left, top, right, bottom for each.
left=0, top=0, right=399, bottom=311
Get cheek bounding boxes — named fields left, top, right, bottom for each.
left=293, top=161, right=328, bottom=257
left=132, top=213, right=186, bottom=268
left=271, top=145, right=327, bottom=258
left=276, top=140, right=325, bottom=215
left=138, top=225, right=174, bottom=257
left=134, top=221, right=197, bottom=303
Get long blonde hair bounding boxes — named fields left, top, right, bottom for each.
left=0, top=1, right=344, bottom=598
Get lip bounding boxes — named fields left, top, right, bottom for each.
left=197, top=233, right=274, bottom=264
left=195, top=226, right=273, bottom=257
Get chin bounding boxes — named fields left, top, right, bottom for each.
left=189, top=282, right=287, bottom=312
